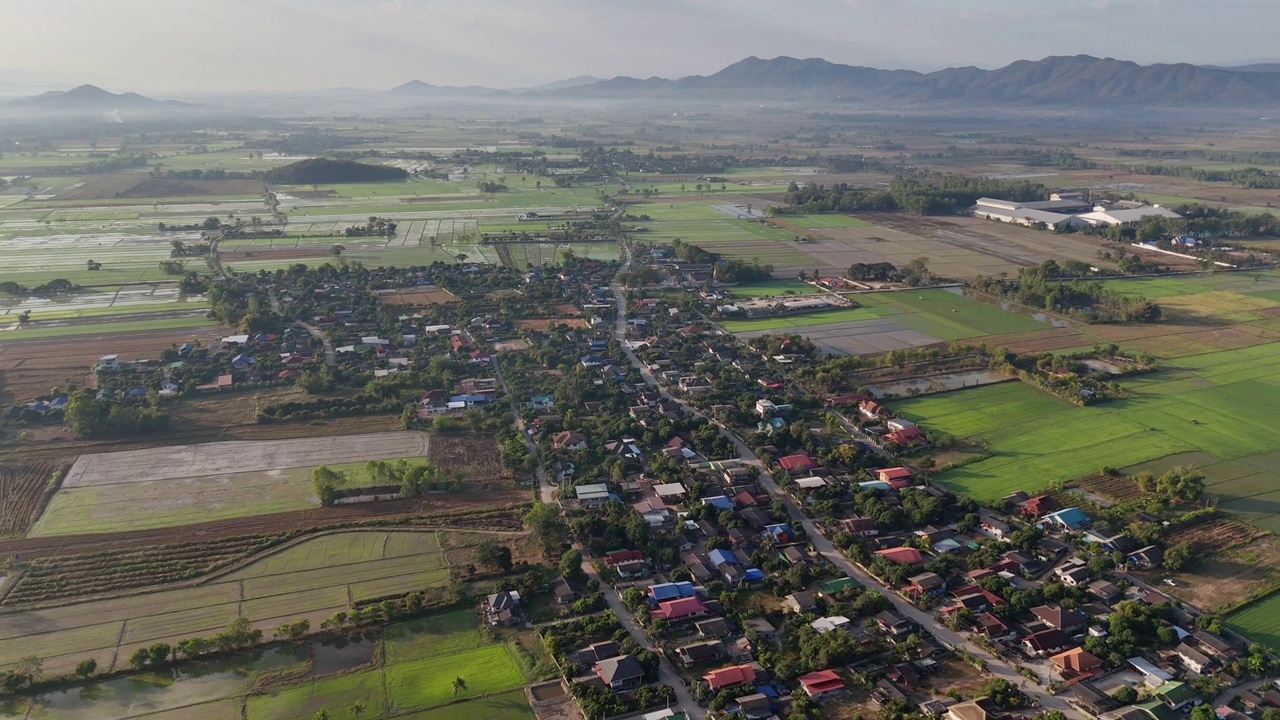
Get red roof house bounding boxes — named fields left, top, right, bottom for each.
left=703, top=664, right=756, bottom=691
left=886, top=426, right=926, bottom=446
left=652, top=597, right=708, bottom=621
left=876, top=467, right=914, bottom=484
left=798, top=669, right=846, bottom=698
left=778, top=453, right=819, bottom=472
left=1018, top=495, right=1058, bottom=518
left=604, top=549, right=645, bottom=566
left=875, top=547, right=924, bottom=564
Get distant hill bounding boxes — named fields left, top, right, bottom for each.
left=15, top=84, right=177, bottom=110
left=526, top=75, right=601, bottom=91
left=264, top=158, right=408, bottom=185
left=387, top=80, right=497, bottom=97
left=563, top=55, right=1280, bottom=106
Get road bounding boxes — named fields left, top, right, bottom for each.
left=493, top=354, right=556, bottom=504
left=608, top=239, right=1084, bottom=719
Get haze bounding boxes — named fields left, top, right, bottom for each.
left=4, top=0, right=1279, bottom=94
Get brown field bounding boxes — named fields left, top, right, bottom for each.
left=1166, top=516, right=1264, bottom=553
left=0, top=325, right=227, bottom=405
left=54, top=175, right=263, bottom=202
left=515, top=318, right=588, bottom=330
left=1161, top=534, right=1280, bottom=611
left=0, top=461, right=62, bottom=537
left=1074, top=472, right=1145, bottom=503
left=796, top=214, right=1117, bottom=281
left=983, top=326, right=1091, bottom=354
left=375, top=288, right=459, bottom=306
left=429, top=433, right=508, bottom=481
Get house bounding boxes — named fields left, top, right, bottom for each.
left=777, top=453, right=819, bottom=473
left=783, top=592, right=817, bottom=614
left=1128, top=657, right=1175, bottom=688
left=810, top=616, right=852, bottom=634
left=798, top=669, right=845, bottom=699
left=676, top=640, right=724, bottom=667
left=576, top=483, right=612, bottom=508
left=1023, top=629, right=1073, bottom=657
left=876, top=611, right=914, bottom=639
left=1032, top=604, right=1088, bottom=634
left=745, top=617, right=778, bottom=641
left=764, top=523, right=794, bottom=544
left=648, top=581, right=695, bottom=604
left=1051, top=647, right=1103, bottom=680
left=1084, top=529, right=1136, bottom=552
left=1043, top=507, right=1091, bottom=531
left=695, top=617, right=732, bottom=638
left=886, top=426, right=927, bottom=447
left=907, top=572, right=947, bottom=597
left=837, top=517, right=878, bottom=537
left=1174, top=643, right=1214, bottom=674
left=551, top=431, right=589, bottom=451
left=754, top=399, right=779, bottom=417
left=484, top=591, right=522, bottom=627
left=1193, top=631, right=1239, bottom=661
left=1053, top=559, right=1091, bottom=586
left=593, top=654, right=644, bottom=691
left=614, top=559, right=649, bottom=579
left=703, top=664, right=757, bottom=692
left=947, top=697, right=1010, bottom=720
left=553, top=576, right=583, bottom=605
left=1127, top=545, right=1164, bottom=570
left=1153, top=681, right=1197, bottom=711
left=876, top=467, right=914, bottom=485
left=875, top=547, right=924, bottom=564
left=975, top=612, right=1016, bottom=642
left=979, top=512, right=1011, bottom=541
left=1088, top=579, right=1123, bottom=603
left=653, top=597, right=708, bottom=622
left=735, top=693, right=774, bottom=719
left=195, top=374, right=234, bottom=392
left=794, top=476, right=828, bottom=491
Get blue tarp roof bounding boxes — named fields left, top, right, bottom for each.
left=744, top=568, right=765, bottom=582
left=708, top=548, right=737, bottom=567
left=1046, top=507, right=1090, bottom=528
left=703, top=496, right=735, bottom=511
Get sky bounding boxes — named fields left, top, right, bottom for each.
left=3, top=0, right=1278, bottom=94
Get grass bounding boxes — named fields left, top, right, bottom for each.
left=721, top=307, right=881, bottom=332
left=392, top=689, right=534, bottom=720
left=385, top=645, right=526, bottom=711
left=247, top=667, right=386, bottom=720
left=784, top=213, right=875, bottom=228
left=2, top=315, right=220, bottom=340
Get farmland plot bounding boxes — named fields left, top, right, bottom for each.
left=32, top=432, right=430, bottom=536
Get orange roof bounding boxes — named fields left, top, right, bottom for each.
left=704, top=663, right=756, bottom=690
left=875, top=547, right=924, bottom=564
left=877, top=467, right=914, bottom=481
left=1050, top=647, right=1102, bottom=673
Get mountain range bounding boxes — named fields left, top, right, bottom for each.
left=561, top=55, right=1280, bottom=106
left=10, top=84, right=187, bottom=111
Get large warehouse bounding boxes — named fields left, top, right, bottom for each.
left=971, top=193, right=1181, bottom=229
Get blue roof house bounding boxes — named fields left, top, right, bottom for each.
left=1043, top=507, right=1091, bottom=531
left=708, top=549, right=739, bottom=568
left=703, top=495, right=735, bottom=511
left=648, top=581, right=695, bottom=605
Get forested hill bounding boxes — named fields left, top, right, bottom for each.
left=567, top=55, right=1280, bottom=106
left=263, top=159, right=409, bottom=184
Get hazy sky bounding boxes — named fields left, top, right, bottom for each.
left=5, top=0, right=1278, bottom=93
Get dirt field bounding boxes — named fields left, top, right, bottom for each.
left=61, top=431, right=430, bottom=488
left=0, top=461, right=62, bottom=537
left=1074, top=472, right=1145, bottom=503
left=53, top=175, right=264, bottom=202
left=1162, top=533, right=1280, bottom=611
left=375, top=288, right=459, bottom=306
left=1166, top=516, right=1264, bottom=552
left=515, top=318, right=588, bottom=330
left=0, top=325, right=227, bottom=405
left=429, top=434, right=507, bottom=482
left=983, top=326, right=1092, bottom=354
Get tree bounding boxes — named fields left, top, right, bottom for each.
left=559, top=548, right=585, bottom=580
left=1190, top=706, right=1217, bottom=720
left=1113, top=686, right=1138, bottom=704
left=524, top=503, right=569, bottom=555
left=1163, top=541, right=1195, bottom=572
left=13, top=656, right=42, bottom=688
left=452, top=676, right=468, bottom=696
left=475, top=538, right=513, bottom=572
left=129, top=647, right=151, bottom=669
left=348, top=701, right=366, bottom=719
left=74, top=658, right=97, bottom=677
left=313, top=712, right=330, bottom=720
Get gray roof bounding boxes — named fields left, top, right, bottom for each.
left=594, top=654, right=644, bottom=684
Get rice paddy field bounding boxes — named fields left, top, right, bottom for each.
left=893, top=342, right=1280, bottom=511
left=0, top=530, right=461, bottom=677
left=247, top=608, right=534, bottom=720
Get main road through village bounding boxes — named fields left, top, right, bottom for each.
left=603, top=241, right=1085, bottom=719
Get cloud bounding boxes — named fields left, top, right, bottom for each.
left=0, top=0, right=1275, bottom=92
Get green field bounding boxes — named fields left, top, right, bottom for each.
left=722, top=307, right=881, bottom=332
left=1229, top=596, right=1280, bottom=650
left=785, top=213, right=875, bottom=228
left=856, top=289, right=1050, bottom=340
left=894, top=342, right=1280, bottom=502
left=247, top=608, right=531, bottom=720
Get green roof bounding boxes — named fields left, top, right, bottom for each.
left=819, top=577, right=860, bottom=594
left=1154, top=681, right=1195, bottom=704
left=1136, top=699, right=1180, bottom=720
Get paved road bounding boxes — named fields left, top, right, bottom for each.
left=608, top=239, right=1084, bottom=719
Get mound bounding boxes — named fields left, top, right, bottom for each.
left=264, top=158, right=408, bottom=185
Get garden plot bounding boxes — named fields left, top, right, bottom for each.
left=31, top=433, right=431, bottom=536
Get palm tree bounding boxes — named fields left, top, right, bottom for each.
left=452, top=676, right=467, bottom=696
left=313, top=712, right=330, bottom=720
left=347, top=701, right=365, bottom=719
